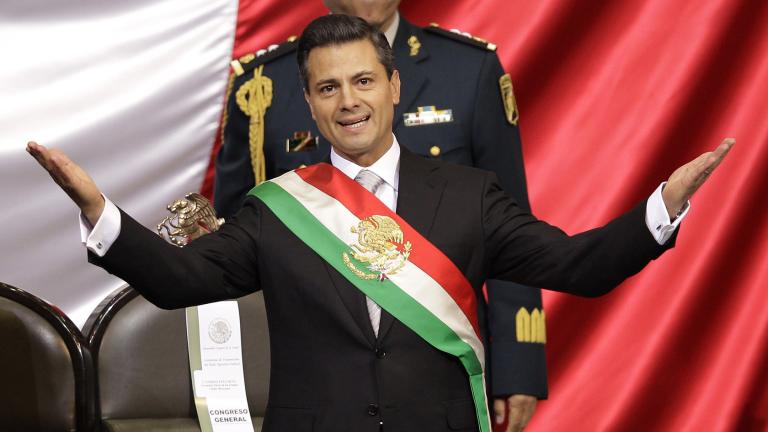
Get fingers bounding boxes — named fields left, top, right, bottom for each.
left=662, top=137, right=735, bottom=216
left=27, top=141, right=52, bottom=170
left=27, top=141, right=71, bottom=188
left=505, top=395, right=537, bottom=432
left=493, top=398, right=506, bottom=425
left=508, top=402, right=524, bottom=431
left=27, top=141, right=64, bottom=176
left=27, top=141, right=61, bottom=184
left=26, top=140, right=105, bottom=224
left=694, top=137, right=735, bottom=185
left=718, top=137, right=736, bottom=153
left=705, top=137, right=735, bottom=174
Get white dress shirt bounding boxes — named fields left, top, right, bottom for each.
left=330, top=135, right=400, bottom=212
left=82, top=135, right=685, bottom=256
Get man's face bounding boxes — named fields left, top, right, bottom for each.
left=323, top=0, right=401, bottom=29
left=304, top=39, right=400, bottom=166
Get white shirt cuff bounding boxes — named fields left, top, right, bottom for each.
left=646, top=182, right=689, bottom=245
left=79, top=197, right=121, bottom=257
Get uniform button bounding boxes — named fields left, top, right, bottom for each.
left=375, top=348, right=386, bottom=359
left=96, top=242, right=103, bottom=249
left=429, top=145, right=441, bottom=157
left=367, top=403, right=379, bottom=416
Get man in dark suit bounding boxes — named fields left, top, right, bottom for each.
left=28, top=14, right=732, bottom=432
left=215, top=3, right=545, bottom=427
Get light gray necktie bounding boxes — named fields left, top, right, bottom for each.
left=354, top=169, right=385, bottom=337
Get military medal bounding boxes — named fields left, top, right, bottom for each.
left=403, top=105, right=454, bottom=127
left=285, top=131, right=319, bottom=152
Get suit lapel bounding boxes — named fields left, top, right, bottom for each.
left=393, top=19, right=429, bottom=130
left=378, top=147, right=446, bottom=340
left=395, top=147, right=445, bottom=237
left=323, top=262, right=378, bottom=347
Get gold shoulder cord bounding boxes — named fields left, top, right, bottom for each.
left=235, top=65, right=273, bottom=185
left=219, top=72, right=236, bottom=149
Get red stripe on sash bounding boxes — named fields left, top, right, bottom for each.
left=296, top=163, right=481, bottom=340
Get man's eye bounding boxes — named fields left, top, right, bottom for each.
left=359, top=78, right=371, bottom=86
left=320, top=85, right=335, bottom=94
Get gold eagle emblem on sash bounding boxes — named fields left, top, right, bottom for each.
left=343, top=215, right=412, bottom=281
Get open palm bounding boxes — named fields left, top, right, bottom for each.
left=662, top=138, right=734, bottom=218
left=27, top=141, right=105, bottom=224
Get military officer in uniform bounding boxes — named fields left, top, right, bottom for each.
left=214, top=2, right=544, bottom=429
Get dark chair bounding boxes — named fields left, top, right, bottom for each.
left=0, top=282, right=96, bottom=432
left=84, top=285, right=270, bottom=432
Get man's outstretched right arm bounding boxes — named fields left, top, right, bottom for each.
left=27, top=141, right=261, bottom=308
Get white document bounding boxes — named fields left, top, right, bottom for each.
left=188, top=301, right=254, bottom=432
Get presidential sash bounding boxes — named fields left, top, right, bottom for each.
left=249, top=163, right=491, bottom=432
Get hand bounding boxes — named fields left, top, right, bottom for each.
left=493, top=394, right=537, bottom=432
left=27, top=141, right=105, bottom=225
left=662, top=137, right=735, bottom=218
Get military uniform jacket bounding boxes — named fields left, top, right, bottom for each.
left=93, top=149, right=673, bottom=431
left=215, top=17, right=548, bottom=398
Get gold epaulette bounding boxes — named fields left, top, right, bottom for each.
left=230, top=36, right=298, bottom=77
left=424, top=23, right=497, bottom=52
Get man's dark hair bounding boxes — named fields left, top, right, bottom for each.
left=297, top=14, right=394, bottom=92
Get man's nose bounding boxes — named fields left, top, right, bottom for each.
left=339, top=85, right=360, bottom=111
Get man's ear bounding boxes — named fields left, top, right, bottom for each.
left=390, top=69, right=401, bottom=106
left=304, top=89, right=316, bottom=120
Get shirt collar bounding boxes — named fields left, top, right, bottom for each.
left=330, top=134, right=400, bottom=191
left=383, top=11, right=400, bottom=47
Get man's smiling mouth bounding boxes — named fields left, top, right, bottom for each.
left=338, top=114, right=371, bottom=129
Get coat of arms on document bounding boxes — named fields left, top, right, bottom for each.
left=343, top=215, right=412, bottom=281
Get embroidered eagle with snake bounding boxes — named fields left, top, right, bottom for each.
left=343, top=215, right=412, bottom=281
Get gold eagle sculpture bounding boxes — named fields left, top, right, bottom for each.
left=157, top=193, right=224, bottom=247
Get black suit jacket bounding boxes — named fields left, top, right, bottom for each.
left=215, top=17, right=548, bottom=397
left=93, top=150, right=672, bottom=432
